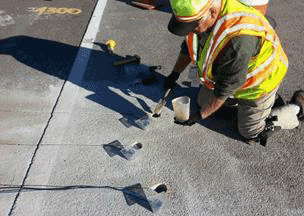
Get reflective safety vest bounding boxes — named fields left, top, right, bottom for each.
left=186, top=0, right=288, bottom=100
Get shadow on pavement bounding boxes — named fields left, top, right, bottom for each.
left=200, top=106, right=242, bottom=141
left=0, top=35, right=245, bottom=142
left=122, top=183, right=154, bottom=212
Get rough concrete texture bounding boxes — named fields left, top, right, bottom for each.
left=1, top=0, right=304, bottom=215
left=0, top=112, right=52, bottom=145
left=0, top=145, right=36, bottom=215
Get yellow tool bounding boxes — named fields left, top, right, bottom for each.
left=106, top=39, right=116, bottom=54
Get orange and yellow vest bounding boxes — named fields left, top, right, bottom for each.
left=186, top=0, right=288, bottom=100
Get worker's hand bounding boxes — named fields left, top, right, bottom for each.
left=164, top=71, right=180, bottom=90
left=174, top=110, right=202, bottom=126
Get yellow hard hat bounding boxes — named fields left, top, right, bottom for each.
left=168, top=0, right=214, bottom=36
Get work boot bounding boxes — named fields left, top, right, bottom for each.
left=273, top=93, right=286, bottom=108
left=258, top=124, right=282, bottom=147
left=290, top=90, right=304, bottom=121
left=243, top=137, right=260, bottom=145
left=244, top=116, right=281, bottom=146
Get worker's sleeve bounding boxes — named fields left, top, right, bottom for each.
left=212, top=36, right=261, bottom=99
left=181, top=32, right=210, bottom=55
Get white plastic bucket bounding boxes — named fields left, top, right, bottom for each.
left=172, top=96, right=191, bottom=122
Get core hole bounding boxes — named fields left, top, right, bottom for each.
left=152, top=113, right=161, bottom=118
left=133, top=143, right=143, bottom=149
left=154, top=184, right=167, bottom=193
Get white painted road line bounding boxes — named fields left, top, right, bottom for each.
left=49, top=0, right=109, bottom=143
left=68, top=0, right=108, bottom=84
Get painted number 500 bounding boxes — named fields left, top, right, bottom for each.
left=35, top=7, right=82, bottom=15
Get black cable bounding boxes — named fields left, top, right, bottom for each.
left=0, top=184, right=154, bottom=202
left=1, top=185, right=157, bottom=207
left=0, top=185, right=124, bottom=192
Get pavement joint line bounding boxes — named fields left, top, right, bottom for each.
left=8, top=0, right=108, bottom=214
left=8, top=86, right=65, bottom=215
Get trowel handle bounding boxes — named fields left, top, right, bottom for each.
left=163, top=88, right=172, bottom=100
left=153, top=88, right=173, bottom=117
left=113, top=55, right=141, bottom=67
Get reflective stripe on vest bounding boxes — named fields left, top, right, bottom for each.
left=187, top=33, right=198, bottom=64
left=201, top=12, right=261, bottom=72
left=244, top=34, right=279, bottom=88
left=186, top=12, right=288, bottom=93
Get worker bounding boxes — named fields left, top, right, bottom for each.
left=164, top=0, right=304, bottom=146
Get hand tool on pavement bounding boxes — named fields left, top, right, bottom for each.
left=153, top=88, right=173, bottom=117
left=113, top=55, right=141, bottom=67
left=130, top=0, right=166, bottom=10
left=131, top=1, right=156, bottom=10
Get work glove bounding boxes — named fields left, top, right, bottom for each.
left=174, top=110, right=202, bottom=126
left=164, top=71, right=180, bottom=90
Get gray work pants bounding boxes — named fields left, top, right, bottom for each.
left=197, top=85, right=279, bottom=139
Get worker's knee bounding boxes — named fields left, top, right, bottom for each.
left=237, top=89, right=278, bottom=139
left=237, top=107, right=268, bottom=139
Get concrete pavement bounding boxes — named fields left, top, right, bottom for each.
left=1, top=0, right=304, bottom=215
